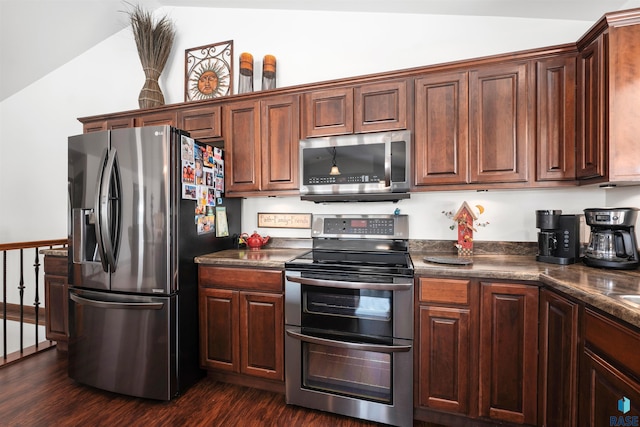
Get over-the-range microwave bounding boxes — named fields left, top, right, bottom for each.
left=299, top=130, right=411, bottom=202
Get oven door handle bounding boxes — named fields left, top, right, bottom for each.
left=285, top=275, right=412, bottom=291
left=286, top=328, right=411, bottom=353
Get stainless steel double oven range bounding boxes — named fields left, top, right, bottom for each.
left=284, top=214, right=414, bottom=427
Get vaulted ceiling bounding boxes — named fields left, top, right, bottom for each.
left=0, top=0, right=636, bottom=101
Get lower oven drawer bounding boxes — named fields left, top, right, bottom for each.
left=285, top=326, right=413, bottom=426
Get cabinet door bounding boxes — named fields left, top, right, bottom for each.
left=579, top=349, right=640, bottom=427
left=469, top=63, right=530, bottom=183
left=44, top=274, right=68, bottom=344
left=538, top=289, right=579, bottom=427
left=260, top=95, right=300, bottom=191
left=134, top=111, right=177, bottom=127
left=479, top=282, right=538, bottom=425
left=83, top=117, right=134, bottom=133
left=199, top=287, right=239, bottom=372
left=178, top=104, right=222, bottom=143
left=240, top=291, right=284, bottom=381
left=224, top=100, right=261, bottom=193
left=354, top=80, right=407, bottom=133
left=414, top=71, right=469, bottom=185
left=418, top=305, right=471, bottom=414
left=536, top=55, right=577, bottom=181
left=577, top=35, right=606, bottom=179
left=303, top=87, right=353, bottom=137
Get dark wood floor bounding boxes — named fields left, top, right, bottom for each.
left=0, top=347, right=434, bottom=426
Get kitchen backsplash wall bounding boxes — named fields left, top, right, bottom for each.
left=241, top=187, right=610, bottom=242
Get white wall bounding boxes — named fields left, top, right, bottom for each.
left=1, top=5, right=639, bottom=247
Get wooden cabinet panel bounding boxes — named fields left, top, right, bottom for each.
left=608, top=23, right=640, bottom=182
left=199, top=287, right=239, bottom=372
left=418, top=305, right=471, bottom=414
left=303, top=88, right=353, bottom=137
left=536, top=55, right=577, bottom=181
left=224, top=100, right=261, bottom=193
left=240, top=291, right=284, bottom=381
left=83, top=117, right=134, bottom=133
left=578, top=308, right=640, bottom=426
left=354, top=80, right=407, bottom=133
left=178, top=104, right=222, bottom=143
left=577, top=36, right=606, bottom=179
left=44, top=255, right=68, bottom=351
left=260, top=95, right=300, bottom=191
left=579, top=349, right=640, bottom=427
left=198, top=266, right=285, bottom=386
left=134, top=111, right=177, bottom=127
left=479, top=282, right=538, bottom=425
left=414, top=71, right=469, bottom=185
left=469, top=63, right=530, bottom=183
left=538, top=289, right=579, bottom=427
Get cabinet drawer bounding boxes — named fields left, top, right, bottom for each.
left=199, top=266, right=283, bottom=292
left=584, top=308, right=640, bottom=377
left=44, top=255, right=68, bottom=276
left=419, top=278, right=470, bottom=305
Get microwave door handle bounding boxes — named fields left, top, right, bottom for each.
left=286, top=328, right=411, bottom=353
left=285, top=275, right=412, bottom=291
left=384, top=142, right=391, bottom=188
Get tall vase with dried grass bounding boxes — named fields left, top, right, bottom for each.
left=127, top=5, right=175, bottom=109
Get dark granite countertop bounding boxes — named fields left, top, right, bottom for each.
left=195, top=248, right=309, bottom=269
left=46, top=244, right=640, bottom=329
left=197, top=248, right=640, bottom=329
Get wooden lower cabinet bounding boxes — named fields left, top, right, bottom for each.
left=538, top=288, right=579, bottom=427
left=479, top=282, right=539, bottom=425
left=198, top=266, right=284, bottom=391
left=44, top=255, right=69, bottom=351
left=578, top=308, right=640, bottom=426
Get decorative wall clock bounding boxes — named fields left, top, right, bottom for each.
left=185, top=40, right=233, bottom=101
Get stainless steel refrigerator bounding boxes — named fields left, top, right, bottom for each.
left=67, top=125, right=240, bottom=400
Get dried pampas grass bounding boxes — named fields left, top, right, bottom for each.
left=125, top=3, right=175, bottom=109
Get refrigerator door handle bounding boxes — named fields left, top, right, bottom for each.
left=70, top=293, right=164, bottom=310
left=94, top=148, right=110, bottom=272
left=96, top=147, right=121, bottom=272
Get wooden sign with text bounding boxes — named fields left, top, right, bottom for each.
left=257, top=213, right=312, bottom=229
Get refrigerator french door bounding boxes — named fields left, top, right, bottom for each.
left=67, top=126, right=239, bottom=400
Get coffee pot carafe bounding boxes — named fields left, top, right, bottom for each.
left=584, top=208, right=639, bottom=269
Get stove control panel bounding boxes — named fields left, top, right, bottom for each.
left=312, top=214, right=409, bottom=239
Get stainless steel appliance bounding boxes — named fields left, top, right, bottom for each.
left=584, top=207, right=639, bottom=269
left=67, top=126, right=240, bottom=400
left=284, top=214, right=414, bottom=427
left=299, top=130, right=411, bottom=202
left=535, top=210, right=582, bottom=265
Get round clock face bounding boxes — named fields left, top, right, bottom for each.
left=187, top=58, right=230, bottom=101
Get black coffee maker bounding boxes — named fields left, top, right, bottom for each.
left=535, top=210, right=582, bottom=265
left=583, top=207, right=640, bottom=269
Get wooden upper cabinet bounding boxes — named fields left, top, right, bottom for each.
left=302, top=80, right=408, bottom=137
left=607, top=22, right=640, bottom=183
left=178, top=104, right=222, bottom=143
left=576, top=35, right=606, bottom=180
left=536, top=54, right=577, bottom=181
left=469, top=62, right=530, bottom=184
left=83, top=117, right=134, bottom=133
left=260, top=95, right=300, bottom=191
left=303, top=87, right=353, bottom=137
left=414, top=71, right=469, bottom=186
left=134, top=110, right=177, bottom=128
left=223, top=100, right=261, bottom=193
left=354, top=80, right=407, bottom=133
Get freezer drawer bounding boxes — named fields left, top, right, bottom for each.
left=68, top=288, right=177, bottom=400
